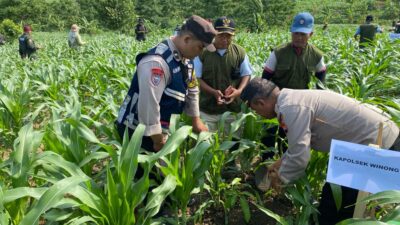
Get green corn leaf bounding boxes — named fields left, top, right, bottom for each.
left=240, top=196, right=251, bottom=223
left=19, top=176, right=89, bottom=225
left=3, top=187, right=47, bottom=203
left=254, top=203, right=289, bottom=225
left=145, top=175, right=177, bottom=218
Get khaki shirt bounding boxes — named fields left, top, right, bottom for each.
left=276, top=89, right=399, bottom=183
left=137, top=39, right=200, bottom=136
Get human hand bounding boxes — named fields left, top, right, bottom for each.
left=267, top=159, right=283, bottom=192
left=213, top=89, right=225, bottom=105
left=151, top=133, right=167, bottom=152
left=192, top=116, right=208, bottom=133
left=223, top=85, right=240, bottom=104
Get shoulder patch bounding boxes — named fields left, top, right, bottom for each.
left=151, top=67, right=164, bottom=86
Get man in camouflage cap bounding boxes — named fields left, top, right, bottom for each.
left=194, top=16, right=252, bottom=134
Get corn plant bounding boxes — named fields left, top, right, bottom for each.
left=337, top=190, right=400, bottom=224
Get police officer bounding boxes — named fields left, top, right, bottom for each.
left=116, top=15, right=217, bottom=152
left=194, top=16, right=252, bottom=133
left=241, top=78, right=400, bottom=225
left=354, top=15, right=383, bottom=48
left=135, top=18, right=148, bottom=41
left=260, top=12, right=327, bottom=161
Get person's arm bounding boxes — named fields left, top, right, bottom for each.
left=137, top=56, right=170, bottom=151
left=277, top=105, right=312, bottom=184
left=354, top=27, right=361, bottom=39
left=198, top=79, right=225, bottom=105
left=262, top=51, right=277, bottom=80
left=193, top=56, right=203, bottom=78
left=184, top=66, right=208, bottom=133
left=224, top=54, right=252, bottom=104
left=377, top=26, right=383, bottom=33
left=315, top=56, right=327, bottom=89
left=76, top=34, right=85, bottom=45
left=27, top=38, right=38, bottom=50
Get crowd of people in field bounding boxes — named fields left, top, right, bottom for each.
left=3, top=13, right=400, bottom=224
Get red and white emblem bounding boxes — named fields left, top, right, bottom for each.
left=151, top=67, right=164, bottom=86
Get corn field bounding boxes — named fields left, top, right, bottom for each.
left=0, top=25, right=399, bottom=225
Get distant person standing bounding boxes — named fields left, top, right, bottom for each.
left=354, top=15, right=383, bottom=48
left=389, top=23, right=400, bottom=41
left=0, top=34, right=5, bottom=45
left=68, top=24, right=85, bottom=49
left=19, top=25, right=40, bottom=59
left=135, top=18, right=148, bottom=41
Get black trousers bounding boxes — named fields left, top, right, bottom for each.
left=317, top=183, right=358, bottom=225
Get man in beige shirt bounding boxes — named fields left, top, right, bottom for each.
left=241, top=77, right=400, bottom=225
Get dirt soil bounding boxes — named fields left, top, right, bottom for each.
left=186, top=171, right=293, bottom=225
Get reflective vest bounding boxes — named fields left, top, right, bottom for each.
left=116, top=40, right=194, bottom=130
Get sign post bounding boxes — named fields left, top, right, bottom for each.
left=353, top=123, right=383, bottom=218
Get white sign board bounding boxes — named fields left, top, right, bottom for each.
left=327, top=139, right=400, bottom=194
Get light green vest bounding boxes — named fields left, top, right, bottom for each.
left=272, top=43, right=323, bottom=89
left=199, top=43, right=246, bottom=114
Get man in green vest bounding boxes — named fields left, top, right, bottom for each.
left=18, top=25, right=40, bottom=59
left=354, top=15, right=383, bottom=48
left=259, top=12, right=326, bottom=168
left=194, top=16, right=252, bottom=133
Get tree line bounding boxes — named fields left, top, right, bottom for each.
left=0, top=0, right=399, bottom=34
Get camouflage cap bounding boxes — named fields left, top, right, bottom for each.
left=183, top=15, right=217, bottom=52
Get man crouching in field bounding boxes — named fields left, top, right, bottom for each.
left=241, top=78, right=400, bottom=225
